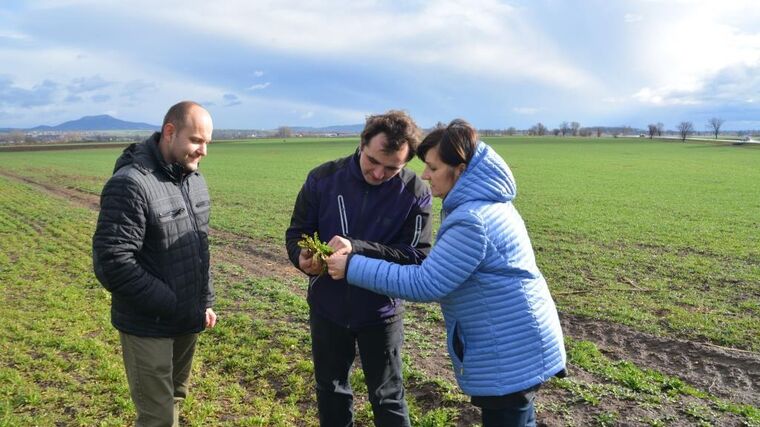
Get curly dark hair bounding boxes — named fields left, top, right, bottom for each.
left=360, top=110, right=422, bottom=162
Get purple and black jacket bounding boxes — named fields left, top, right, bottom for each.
left=285, top=150, right=433, bottom=329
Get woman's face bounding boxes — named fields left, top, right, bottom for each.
left=421, top=146, right=464, bottom=199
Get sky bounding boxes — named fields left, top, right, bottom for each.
left=1, top=0, right=759, bottom=130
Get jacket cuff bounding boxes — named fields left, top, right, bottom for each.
left=348, top=238, right=370, bottom=255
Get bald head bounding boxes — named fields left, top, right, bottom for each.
left=159, top=101, right=213, bottom=172
left=162, top=101, right=208, bottom=135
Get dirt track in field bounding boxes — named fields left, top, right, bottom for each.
left=2, top=168, right=758, bottom=422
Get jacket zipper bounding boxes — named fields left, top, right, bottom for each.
left=180, top=174, right=204, bottom=323
left=346, top=187, right=369, bottom=328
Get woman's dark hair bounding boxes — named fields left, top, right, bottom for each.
left=418, top=119, right=478, bottom=166
left=360, top=110, right=421, bottom=162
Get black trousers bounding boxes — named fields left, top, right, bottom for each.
left=309, top=310, right=410, bottom=427
left=472, top=384, right=541, bottom=427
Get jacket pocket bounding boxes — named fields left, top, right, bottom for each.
left=157, top=206, right=188, bottom=222
left=447, top=321, right=466, bottom=375
left=194, top=199, right=211, bottom=226
left=453, top=322, right=465, bottom=362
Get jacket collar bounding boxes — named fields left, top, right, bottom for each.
left=114, top=132, right=189, bottom=183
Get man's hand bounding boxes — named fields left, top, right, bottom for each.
left=298, top=249, right=324, bottom=275
left=327, top=235, right=352, bottom=254
left=326, top=252, right=349, bottom=280
left=205, top=308, right=217, bottom=329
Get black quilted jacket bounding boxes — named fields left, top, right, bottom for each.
left=93, top=132, right=214, bottom=337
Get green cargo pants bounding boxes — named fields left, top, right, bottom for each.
left=119, top=332, right=198, bottom=427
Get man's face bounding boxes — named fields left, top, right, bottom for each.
left=359, top=132, right=409, bottom=185
left=164, top=106, right=213, bottom=172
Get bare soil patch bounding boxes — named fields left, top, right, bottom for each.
left=561, top=313, right=760, bottom=406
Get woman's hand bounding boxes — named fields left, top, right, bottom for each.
left=326, top=252, right=348, bottom=280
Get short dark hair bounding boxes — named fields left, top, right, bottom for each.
left=418, top=119, right=478, bottom=167
left=360, top=110, right=421, bottom=162
left=162, top=101, right=203, bottom=132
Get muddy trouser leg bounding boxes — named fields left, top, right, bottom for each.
left=310, top=310, right=357, bottom=427
left=120, top=332, right=198, bottom=427
left=356, top=318, right=410, bottom=427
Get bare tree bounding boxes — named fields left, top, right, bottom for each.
left=552, top=128, right=560, bottom=136
left=677, top=121, right=694, bottom=142
left=276, top=126, right=293, bottom=138
left=506, top=126, right=516, bottom=136
left=656, top=122, right=664, bottom=136
left=596, top=127, right=602, bottom=137
left=559, top=121, right=569, bottom=136
left=570, top=121, right=580, bottom=136
left=647, top=124, right=658, bottom=139
left=529, top=122, right=547, bottom=136
left=707, top=117, right=724, bottom=139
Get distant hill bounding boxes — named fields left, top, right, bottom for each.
left=29, top=115, right=159, bottom=131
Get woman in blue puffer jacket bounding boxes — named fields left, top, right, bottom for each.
left=326, top=119, right=566, bottom=427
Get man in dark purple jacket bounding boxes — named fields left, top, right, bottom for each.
left=285, top=110, right=432, bottom=426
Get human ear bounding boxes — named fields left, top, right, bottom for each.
left=163, top=123, right=176, bottom=142
left=454, top=163, right=466, bottom=179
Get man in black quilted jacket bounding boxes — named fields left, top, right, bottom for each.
left=93, top=101, right=217, bottom=427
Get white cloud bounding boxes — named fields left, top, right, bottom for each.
left=246, top=82, right=270, bottom=91
left=624, top=13, right=643, bottom=23
left=0, top=30, right=29, bottom=40
left=253, top=70, right=264, bottom=77
left=630, top=2, right=760, bottom=90
left=98, top=0, right=597, bottom=90
left=0, top=44, right=366, bottom=127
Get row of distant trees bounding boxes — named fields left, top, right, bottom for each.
left=523, top=122, right=606, bottom=137
left=514, top=117, right=731, bottom=142
left=665, top=117, right=724, bottom=142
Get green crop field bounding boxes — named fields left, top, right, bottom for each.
left=1, top=136, right=758, bottom=426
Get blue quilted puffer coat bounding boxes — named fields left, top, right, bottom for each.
left=346, top=142, right=566, bottom=396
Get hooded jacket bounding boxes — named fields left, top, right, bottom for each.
left=285, top=150, right=432, bottom=328
left=93, top=132, right=214, bottom=337
left=346, top=142, right=566, bottom=396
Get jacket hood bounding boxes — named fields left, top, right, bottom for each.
left=114, top=132, right=185, bottom=181
left=442, top=142, right=516, bottom=213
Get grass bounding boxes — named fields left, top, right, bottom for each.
left=0, top=137, right=758, bottom=425
left=0, top=175, right=465, bottom=425
left=0, top=136, right=757, bottom=351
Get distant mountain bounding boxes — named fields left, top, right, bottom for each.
left=29, top=115, right=159, bottom=131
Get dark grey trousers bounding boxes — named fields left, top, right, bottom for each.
left=310, top=310, right=410, bottom=427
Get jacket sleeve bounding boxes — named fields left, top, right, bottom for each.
left=204, top=273, right=215, bottom=309
left=92, top=175, right=177, bottom=317
left=346, top=213, right=487, bottom=302
left=285, top=174, right=319, bottom=271
left=203, top=242, right=215, bottom=309
left=349, top=190, right=433, bottom=265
